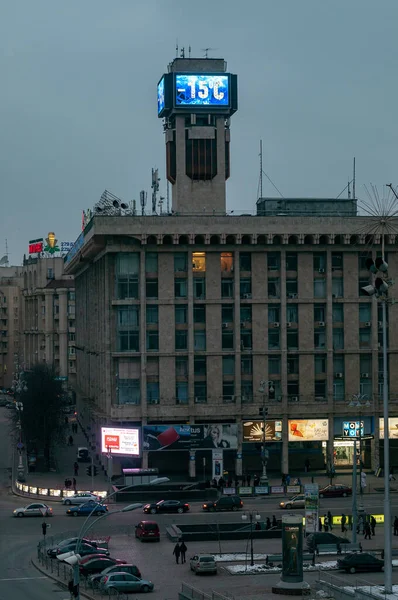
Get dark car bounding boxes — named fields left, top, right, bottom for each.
left=306, top=532, right=349, bottom=552
left=319, top=484, right=352, bottom=498
left=79, top=557, right=126, bottom=576
left=66, top=502, right=108, bottom=517
left=47, top=538, right=98, bottom=557
left=202, top=496, right=243, bottom=512
left=135, top=520, right=160, bottom=542
left=57, top=542, right=109, bottom=557
left=143, top=500, right=190, bottom=514
left=88, top=564, right=142, bottom=588
left=337, top=552, right=384, bottom=574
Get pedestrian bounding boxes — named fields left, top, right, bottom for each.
left=255, top=521, right=261, bottom=531
left=68, top=435, right=73, bottom=446
left=74, top=462, right=79, bottom=476
left=64, top=477, right=69, bottom=489
left=272, top=515, right=277, bottom=528
left=42, top=521, right=48, bottom=540
left=234, top=477, right=239, bottom=489
left=266, top=517, right=271, bottom=530
left=246, top=473, right=251, bottom=486
left=389, top=473, right=396, bottom=482
left=305, top=458, right=310, bottom=473
left=323, top=514, right=329, bottom=532
left=173, top=542, right=181, bottom=564
left=394, top=516, right=398, bottom=536
left=341, top=513, right=347, bottom=533
left=370, top=515, right=376, bottom=536
left=227, top=476, right=232, bottom=488
left=327, top=511, right=333, bottom=531
left=286, top=474, right=291, bottom=485
left=364, top=521, right=372, bottom=540
left=180, top=540, right=187, bottom=563
left=73, top=477, right=77, bottom=493
left=318, top=517, right=323, bottom=532
left=218, top=476, right=225, bottom=489
left=254, top=474, right=260, bottom=487
left=281, top=473, right=286, bottom=485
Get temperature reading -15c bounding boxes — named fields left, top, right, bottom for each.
left=187, top=77, right=225, bottom=101
left=175, top=74, right=230, bottom=107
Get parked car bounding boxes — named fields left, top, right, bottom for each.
left=135, top=520, right=160, bottom=542
left=13, top=503, right=53, bottom=517
left=66, top=501, right=108, bottom=517
left=190, top=554, right=217, bottom=575
left=319, top=484, right=352, bottom=498
left=88, top=564, right=142, bottom=588
left=202, top=496, right=243, bottom=512
left=143, top=500, right=190, bottom=514
left=100, top=573, right=154, bottom=594
left=306, top=532, right=350, bottom=552
left=56, top=542, right=109, bottom=558
left=279, top=495, right=305, bottom=509
left=62, top=492, right=100, bottom=506
left=337, top=552, right=384, bottom=574
left=47, top=538, right=97, bottom=557
left=77, top=447, right=90, bottom=462
left=79, top=557, right=126, bottom=576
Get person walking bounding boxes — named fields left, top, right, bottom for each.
left=73, top=477, right=77, bottom=493
left=272, top=515, right=277, bottom=528
left=304, top=458, right=310, bottom=473
left=246, top=473, right=251, bottom=486
left=180, top=540, right=187, bottom=563
left=364, top=521, right=372, bottom=540
left=341, top=513, right=347, bottom=533
left=74, top=462, right=79, bottom=476
left=327, top=510, right=333, bottom=531
left=68, top=435, right=74, bottom=446
left=370, top=515, right=376, bottom=536
left=318, top=517, right=323, bottom=532
left=266, top=517, right=271, bottom=530
left=254, top=474, right=260, bottom=487
left=173, top=542, right=181, bottom=564
left=323, top=514, right=329, bottom=532
left=393, top=516, right=398, bottom=536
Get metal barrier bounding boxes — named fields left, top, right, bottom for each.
left=316, top=571, right=389, bottom=600
left=180, top=582, right=233, bottom=600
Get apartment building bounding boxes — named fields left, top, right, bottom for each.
left=0, top=266, right=23, bottom=389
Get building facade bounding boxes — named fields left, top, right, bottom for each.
left=0, top=266, right=23, bottom=389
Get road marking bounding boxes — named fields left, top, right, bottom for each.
left=0, top=576, right=48, bottom=582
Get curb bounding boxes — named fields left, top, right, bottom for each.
left=31, top=555, right=95, bottom=600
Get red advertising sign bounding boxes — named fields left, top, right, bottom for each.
left=29, top=239, right=44, bottom=254
left=104, top=435, right=120, bottom=450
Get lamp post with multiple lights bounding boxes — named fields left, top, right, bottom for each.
left=12, top=374, right=28, bottom=480
left=258, top=380, right=275, bottom=485
left=242, top=511, right=261, bottom=566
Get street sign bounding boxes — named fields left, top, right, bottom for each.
left=343, top=421, right=364, bottom=438
left=17, top=442, right=23, bottom=449
left=55, top=376, right=68, bottom=381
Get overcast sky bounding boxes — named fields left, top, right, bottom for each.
left=1, top=0, right=397, bottom=264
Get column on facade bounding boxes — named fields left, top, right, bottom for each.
left=235, top=421, right=243, bottom=476
left=58, top=288, right=68, bottom=377
left=280, top=250, right=289, bottom=475
left=327, top=414, right=334, bottom=470
left=44, top=290, right=54, bottom=364
left=282, top=414, right=289, bottom=475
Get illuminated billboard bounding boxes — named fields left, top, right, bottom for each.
left=101, top=427, right=140, bottom=456
left=175, top=74, right=230, bottom=108
left=142, top=423, right=238, bottom=450
left=288, top=419, right=329, bottom=442
left=157, top=76, right=165, bottom=115
left=29, top=238, right=44, bottom=254
left=243, top=420, right=282, bottom=442
left=379, top=417, right=398, bottom=439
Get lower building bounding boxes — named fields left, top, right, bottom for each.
left=0, top=266, right=23, bottom=389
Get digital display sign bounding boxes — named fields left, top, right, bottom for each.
left=157, top=76, right=165, bottom=115
left=29, top=239, right=44, bottom=254
left=101, top=427, right=140, bottom=456
left=175, top=74, right=230, bottom=108
left=343, top=421, right=364, bottom=438
left=288, top=419, right=329, bottom=442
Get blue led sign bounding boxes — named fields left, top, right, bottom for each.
left=157, top=76, right=165, bottom=115
left=175, top=74, right=229, bottom=108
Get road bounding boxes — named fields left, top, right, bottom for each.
left=0, top=406, right=396, bottom=600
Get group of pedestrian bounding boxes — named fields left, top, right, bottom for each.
left=71, top=422, right=78, bottom=435
left=319, top=511, right=334, bottom=532
left=64, top=477, right=77, bottom=492
left=173, top=540, right=188, bottom=564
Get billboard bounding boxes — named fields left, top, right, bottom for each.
left=175, top=74, right=230, bottom=108
left=29, top=238, right=44, bottom=254
left=282, top=516, right=303, bottom=582
left=379, top=417, right=398, bottom=439
left=157, top=76, right=165, bottom=115
left=304, top=483, right=319, bottom=535
left=101, top=427, right=140, bottom=456
left=288, top=419, right=329, bottom=442
left=142, top=423, right=238, bottom=451
left=343, top=421, right=364, bottom=438
left=243, top=420, right=282, bottom=442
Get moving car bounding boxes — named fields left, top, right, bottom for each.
left=337, top=552, right=384, bottom=574
left=279, top=495, right=305, bottom=509
left=77, top=447, right=90, bottom=462
left=56, top=542, right=109, bottom=557
left=306, top=532, right=349, bottom=552
left=88, top=564, right=142, bottom=588
left=47, top=538, right=98, bottom=557
left=319, top=484, right=352, bottom=498
left=190, top=554, right=217, bottom=575
left=62, top=492, right=100, bottom=506
left=13, top=503, right=53, bottom=517
left=143, top=500, right=190, bottom=514
left=79, top=557, right=126, bottom=576
left=100, top=573, right=154, bottom=594
left=135, top=520, right=160, bottom=542
left=202, top=496, right=243, bottom=512
left=66, top=501, right=108, bottom=517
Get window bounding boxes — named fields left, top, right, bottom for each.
left=192, top=252, right=206, bottom=272
left=147, top=382, right=159, bottom=404
left=286, top=253, right=297, bottom=271
left=358, top=254, right=368, bottom=271
left=146, top=331, right=159, bottom=351
left=222, top=381, right=235, bottom=403
left=241, top=355, right=253, bottom=375
left=222, top=305, right=234, bottom=323
left=116, top=253, right=139, bottom=299
left=333, top=329, right=344, bottom=350
left=118, top=379, right=140, bottom=405
left=314, top=304, right=326, bottom=322
left=241, top=330, right=252, bottom=350
left=174, top=253, right=187, bottom=272
left=68, top=346, right=76, bottom=356
left=176, top=382, right=188, bottom=404
left=242, top=381, right=253, bottom=403
left=68, top=332, right=76, bottom=341
left=68, top=291, right=75, bottom=301
left=314, top=329, right=326, bottom=349
left=175, top=330, right=188, bottom=351
left=47, top=268, right=54, bottom=279
left=268, top=278, right=280, bottom=299
left=268, top=252, right=281, bottom=271
left=359, top=328, right=371, bottom=348
left=221, top=252, right=233, bottom=272
left=175, top=305, right=188, bottom=324
left=146, top=305, right=158, bottom=324
left=269, top=355, right=281, bottom=375
left=359, top=277, right=371, bottom=296
left=221, top=279, right=234, bottom=298
left=240, top=305, right=252, bottom=323
left=287, top=330, right=298, bottom=350
left=268, top=305, right=280, bottom=323
left=333, top=355, right=344, bottom=375
left=332, top=304, right=344, bottom=322
left=222, top=330, right=234, bottom=350
left=269, top=330, right=280, bottom=350
left=240, top=278, right=252, bottom=299
left=286, top=279, right=298, bottom=296
left=287, top=355, right=299, bottom=374
left=332, top=278, right=343, bottom=298
left=359, top=304, right=371, bottom=323
left=175, top=278, right=187, bottom=298
left=313, top=253, right=326, bottom=271
left=117, top=307, right=139, bottom=351
left=287, top=304, right=298, bottom=323
left=194, top=357, right=207, bottom=376
left=146, top=278, right=158, bottom=299
left=194, top=382, right=207, bottom=403
left=314, top=279, right=326, bottom=298
left=333, top=381, right=345, bottom=401
left=315, top=380, right=326, bottom=399
left=223, top=356, right=235, bottom=375
left=176, top=356, right=188, bottom=377
left=332, top=252, right=343, bottom=270
left=145, top=253, right=158, bottom=273
left=287, top=381, right=299, bottom=400
left=194, top=278, right=206, bottom=299
left=194, top=305, right=206, bottom=324
left=194, top=330, right=206, bottom=351
left=240, top=253, right=251, bottom=271
left=315, top=355, right=327, bottom=375
left=360, top=379, right=372, bottom=398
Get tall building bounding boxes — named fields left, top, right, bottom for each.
left=0, top=266, right=23, bottom=389
left=65, top=56, right=398, bottom=477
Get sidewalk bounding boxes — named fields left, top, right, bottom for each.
left=253, top=471, right=395, bottom=494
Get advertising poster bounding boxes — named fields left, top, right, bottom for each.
left=304, top=483, right=319, bottom=535
left=142, top=423, right=238, bottom=450
left=288, top=419, right=329, bottom=442
left=101, top=427, right=140, bottom=456
left=379, top=417, right=398, bottom=439
left=243, top=420, right=282, bottom=442
left=282, top=516, right=303, bottom=582
left=212, top=449, right=223, bottom=481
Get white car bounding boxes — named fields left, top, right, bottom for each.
left=62, top=492, right=100, bottom=506
left=13, top=502, right=53, bottom=517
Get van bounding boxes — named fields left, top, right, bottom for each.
left=77, top=447, right=90, bottom=462
left=135, top=520, right=160, bottom=542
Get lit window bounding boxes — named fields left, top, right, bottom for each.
left=192, top=252, right=206, bottom=272
left=221, top=252, right=233, bottom=272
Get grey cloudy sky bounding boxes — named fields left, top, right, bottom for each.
left=1, top=0, right=397, bottom=264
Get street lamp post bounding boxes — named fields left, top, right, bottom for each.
left=242, top=511, right=261, bottom=566
left=12, top=374, right=28, bottom=480
left=258, top=380, right=275, bottom=485
left=348, top=394, right=370, bottom=542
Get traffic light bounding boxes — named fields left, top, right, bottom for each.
left=86, top=465, right=92, bottom=476
left=93, top=465, right=98, bottom=477
left=362, top=257, right=391, bottom=297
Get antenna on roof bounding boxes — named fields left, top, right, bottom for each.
left=180, top=47, right=185, bottom=58
left=188, top=45, right=191, bottom=58
left=166, top=181, right=170, bottom=214
left=348, top=179, right=351, bottom=199
left=353, top=157, right=356, bottom=200
left=201, top=47, right=217, bottom=58
left=259, top=140, right=263, bottom=199
left=176, top=40, right=179, bottom=57
left=140, top=190, right=147, bottom=216
left=151, top=168, right=160, bottom=215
